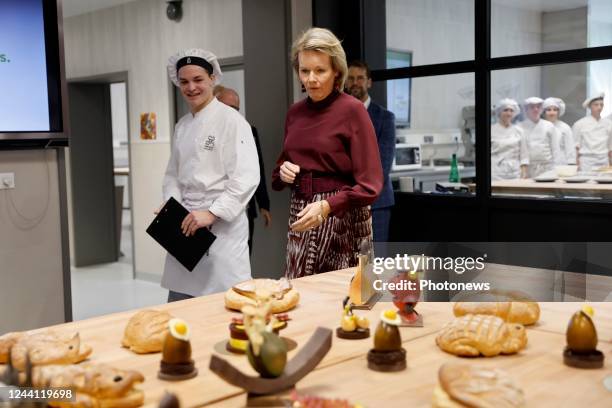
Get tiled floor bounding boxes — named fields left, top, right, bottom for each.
left=70, top=209, right=167, bottom=321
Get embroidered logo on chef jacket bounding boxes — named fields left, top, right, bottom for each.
left=197, top=134, right=216, bottom=151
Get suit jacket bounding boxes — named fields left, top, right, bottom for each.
left=367, top=101, right=396, bottom=209
left=247, top=125, right=271, bottom=219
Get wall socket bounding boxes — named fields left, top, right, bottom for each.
left=0, top=172, right=15, bottom=190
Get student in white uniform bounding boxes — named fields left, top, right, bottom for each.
left=572, top=92, right=612, bottom=173
left=542, top=97, right=576, bottom=165
left=491, top=98, right=529, bottom=180
left=161, top=49, right=260, bottom=302
left=518, top=97, right=562, bottom=178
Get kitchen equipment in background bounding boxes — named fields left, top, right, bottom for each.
left=392, top=144, right=422, bottom=171
left=399, top=176, right=414, bottom=192
left=396, top=129, right=466, bottom=167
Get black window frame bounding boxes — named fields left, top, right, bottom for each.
left=366, top=0, right=612, bottom=240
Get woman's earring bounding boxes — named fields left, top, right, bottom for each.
left=301, top=84, right=306, bottom=92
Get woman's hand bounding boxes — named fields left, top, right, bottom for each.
left=260, top=208, right=272, bottom=227
left=291, top=200, right=331, bottom=232
left=181, top=210, right=217, bottom=236
left=280, top=161, right=300, bottom=184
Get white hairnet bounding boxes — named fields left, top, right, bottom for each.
left=167, top=48, right=223, bottom=87
left=542, top=97, right=566, bottom=117
left=495, top=98, right=520, bottom=119
left=523, top=96, right=543, bottom=106
left=582, top=92, right=605, bottom=109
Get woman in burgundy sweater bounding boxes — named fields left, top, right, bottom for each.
left=272, top=27, right=383, bottom=279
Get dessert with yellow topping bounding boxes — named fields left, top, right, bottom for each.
left=563, top=305, right=604, bottom=368
left=336, top=297, right=370, bottom=340
left=227, top=314, right=290, bottom=354
left=158, top=318, right=198, bottom=380
left=367, top=309, right=406, bottom=372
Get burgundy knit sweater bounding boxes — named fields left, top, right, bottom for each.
left=272, top=90, right=383, bottom=216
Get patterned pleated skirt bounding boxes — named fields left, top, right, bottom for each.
left=284, top=190, right=373, bottom=279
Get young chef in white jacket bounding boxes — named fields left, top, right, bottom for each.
left=572, top=92, right=612, bottom=173
left=161, top=49, right=260, bottom=302
left=518, top=97, right=562, bottom=178
left=542, top=97, right=576, bottom=165
left=491, top=98, right=529, bottom=180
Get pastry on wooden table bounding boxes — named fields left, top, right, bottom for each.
left=0, top=331, right=92, bottom=371
left=563, top=305, right=604, bottom=368
left=0, top=332, right=24, bottom=363
left=32, top=363, right=145, bottom=408
left=367, top=309, right=406, bottom=372
left=436, top=314, right=527, bottom=357
left=122, top=309, right=173, bottom=353
left=453, top=301, right=540, bottom=326
left=224, top=278, right=299, bottom=313
left=432, top=362, right=525, bottom=408
left=227, top=314, right=289, bottom=354
left=158, top=318, right=198, bottom=380
left=336, top=297, right=370, bottom=340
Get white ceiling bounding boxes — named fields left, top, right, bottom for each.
left=62, top=0, right=140, bottom=18
left=493, top=0, right=587, bottom=13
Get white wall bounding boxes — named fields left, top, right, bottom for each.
left=386, top=0, right=474, bottom=67
left=588, top=0, right=612, bottom=118
left=0, top=150, right=67, bottom=332
left=63, top=0, right=243, bottom=281
left=386, top=0, right=542, bottom=128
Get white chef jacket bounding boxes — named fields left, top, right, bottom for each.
left=161, top=97, right=260, bottom=296
left=552, top=120, right=576, bottom=165
left=572, top=115, right=612, bottom=172
left=491, top=123, right=529, bottom=180
left=518, top=118, right=562, bottom=177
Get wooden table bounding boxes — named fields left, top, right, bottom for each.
left=490, top=178, right=612, bottom=199
left=6, top=269, right=611, bottom=407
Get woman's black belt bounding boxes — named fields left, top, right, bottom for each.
left=293, top=172, right=352, bottom=199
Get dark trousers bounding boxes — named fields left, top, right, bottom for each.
left=167, top=290, right=194, bottom=303
left=248, top=215, right=255, bottom=256
left=372, top=207, right=392, bottom=258
left=372, top=207, right=391, bottom=243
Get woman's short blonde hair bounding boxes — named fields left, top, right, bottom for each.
left=291, top=27, right=348, bottom=90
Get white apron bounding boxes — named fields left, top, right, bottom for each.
left=519, top=119, right=562, bottom=178
left=573, top=116, right=612, bottom=173
left=160, top=98, right=260, bottom=296
left=491, top=123, right=529, bottom=180
left=579, top=154, right=609, bottom=174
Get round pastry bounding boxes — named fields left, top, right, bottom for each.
left=224, top=279, right=300, bottom=313
left=122, top=309, right=173, bottom=354
left=432, top=363, right=525, bottom=408
left=453, top=301, right=540, bottom=326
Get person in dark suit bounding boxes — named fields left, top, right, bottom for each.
left=214, top=85, right=272, bottom=255
left=345, top=60, right=396, bottom=244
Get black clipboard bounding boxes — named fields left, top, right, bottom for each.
left=146, top=197, right=216, bottom=272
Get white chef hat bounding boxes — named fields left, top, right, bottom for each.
left=582, top=92, right=605, bottom=109
left=495, top=98, right=520, bottom=119
left=542, top=97, right=566, bottom=117
left=167, top=48, right=223, bottom=87
left=523, top=96, right=543, bottom=106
